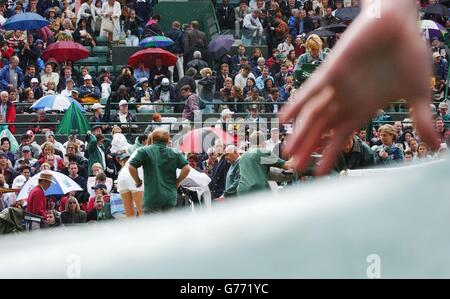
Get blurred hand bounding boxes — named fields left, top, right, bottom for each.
left=280, top=2, right=439, bottom=175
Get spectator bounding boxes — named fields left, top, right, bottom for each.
left=186, top=51, right=208, bottom=80
left=128, top=128, right=190, bottom=214
left=255, top=66, right=274, bottom=91
left=373, top=124, right=404, bottom=166
left=174, top=68, right=197, bottom=112
left=24, top=65, right=39, bottom=88
left=198, top=67, right=215, bottom=104
left=0, top=56, right=24, bottom=92
left=134, top=0, right=158, bottom=30
left=143, top=14, right=163, bottom=38
left=58, top=66, right=77, bottom=92
left=0, top=90, right=16, bottom=133
left=183, top=20, right=207, bottom=62
left=87, top=166, right=113, bottom=196
left=234, top=64, right=255, bottom=90
left=99, top=0, right=121, bottom=44
left=209, top=139, right=230, bottom=200
left=78, top=74, right=101, bottom=101
left=166, top=21, right=185, bottom=81
left=124, top=9, right=142, bottom=47
left=216, top=0, right=235, bottom=30
left=320, top=6, right=338, bottom=27
left=242, top=9, right=263, bottom=46
left=26, top=171, right=53, bottom=229
left=280, top=75, right=294, bottom=101
left=14, top=146, right=38, bottom=172
left=86, top=195, right=114, bottom=222
left=220, top=144, right=241, bottom=199
left=435, top=116, right=447, bottom=143
left=433, top=52, right=448, bottom=81
left=234, top=0, right=251, bottom=38
left=30, top=109, right=55, bottom=134
left=0, top=151, right=14, bottom=186
left=40, top=62, right=60, bottom=92
left=61, top=197, right=87, bottom=224
left=60, top=78, right=76, bottom=98
left=231, top=44, right=247, bottom=74
left=133, top=62, right=150, bottom=84
left=253, top=56, right=266, bottom=78
left=181, top=85, right=200, bottom=122
left=86, top=133, right=111, bottom=176
left=153, top=77, right=176, bottom=105
left=1, top=137, right=14, bottom=165
left=18, top=34, right=41, bottom=72
left=111, top=100, right=138, bottom=133
left=334, top=134, right=375, bottom=173
left=115, top=66, right=136, bottom=91
left=29, top=77, right=43, bottom=99
left=149, top=57, right=171, bottom=87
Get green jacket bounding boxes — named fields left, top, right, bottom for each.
left=128, top=136, right=144, bottom=155
left=224, top=158, right=240, bottom=198
left=87, top=134, right=111, bottom=176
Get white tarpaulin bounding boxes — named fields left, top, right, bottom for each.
left=1, top=158, right=449, bottom=278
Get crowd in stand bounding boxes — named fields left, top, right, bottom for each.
left=0, top=0, right=449, bottom=231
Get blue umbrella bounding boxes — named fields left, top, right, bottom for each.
left=139, top=36, right=174, bottom=48
left=31, top=94, right=85, bottom=112
left=208, top=34, right=235, bottom=59
left=2, top=12, right=50, bottom=30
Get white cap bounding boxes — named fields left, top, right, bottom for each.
left=139, top=77, right=148, bottom=84
left=220, top=108, right=235, bottom=117
left=84, top=74, right=92, bottom=80
left=161, top=78, right=170, bottom=86
left=92, top=103, right=105, bottom=110
left=433, top=52, right=441, bottom=59
left=12, top=175, right=27, bottom=189
left=119, top=99, right=128, bottom=106
left=30, top=78, right=38, bottom=83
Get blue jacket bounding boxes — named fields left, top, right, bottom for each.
left=374, top=144, right=404, bottom=166
left=0, top=64, right=24, bottom=91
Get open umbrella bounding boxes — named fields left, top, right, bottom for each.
left=31, top=94, right=85, bottom=112
left=41, top=41, right=90, bottom=63
left=208, top=34, right=235, bottom=60
left=57, top=102, right=91, bottom=135
left=335, top=7, right=361, bottom=21
left=423, top=4, right=450, bottom=16
left=421, top=20, right=448, bottom=40
left=2, top=12, right=50, bottom=30
left=17, top=170, right=83, bottom=202
left=441, top=0, right=450, bottom=8
left=139, top=36, right=174, bottom=48
left=176, top=127, right=237, bottom=153
left=128, top=47, right=177, bottom=68
left=307, top=28, right=335, bottom=38
left=321, top=23, right=348, bottom=33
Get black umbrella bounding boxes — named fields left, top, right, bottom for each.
left=422, top=4, right=450, bottom=16
left=321, top=23, right=348, bottom=33
left=335, top=7, right=361, bottom=21
left=307, top=28, right=335, bottom=38
left=440, top=0, right=450, bottom=8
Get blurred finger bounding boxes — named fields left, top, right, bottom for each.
left=411, top=99, right=440, bottom=151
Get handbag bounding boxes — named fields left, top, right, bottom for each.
left=103, top=17, right=114, bottom=33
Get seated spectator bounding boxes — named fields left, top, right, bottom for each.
left=73, top=18, right=96, bottom=47
left=215, top=64, right=232, bottom=93
left=334, top=134, right=375, bottom=173
left=0, top=41, right=14, bottom=69
left=373, top=124, right=404, bottom=166
left=89, top=103, right=107, bottom=127
left=40, top=62, right=60, bottom=92
left=277, top=35, right=294, bottom=57
left=97, top=68, right=113, bottom=100
left=87, top=169, right=113, bottom=197
left=149, top=57, right=171, bottom=87
left=24, top=65, right=39, bottom=88
left=44, top=80, right=57, bottom=95
left=230, top=85, right=245, bottom=113
left=274, top=64, right=291, bottom=87
left=417, top=143, right=432, bottom=162
left=111, top=100, right=139, bottom=133
left=133, top=62, right=150, bottom=83
left=0, top=151, right=14, bottom=186
left=1, top=137, right=14, bottom=165
left=435, top=117, right=448, bottom=143
left=280, top=75, right=294, bottom=102
left=244, top=87, right=265, bottom=112
left=60, top=197, right=87, bottom=225
left=255, top=66, right=274, bottom=91
left=77, top=66, right=99, bottom=87
left=42, top=210, right=61, bottom=228
left=60, top=78, right=76, bottom=98
left=29, top=77, right=43, bottom=99
left=30, top=109, right=55, bottom=134
left=58, top=66, right=77, bottom=92
left=86, top=183, right=110, bottom=213
left=67, top=161, right=89, bottom=202
left=153, top=77, right=176, bottom=104
left=0, top=90, right=16, bottom=133
left=15, top=133, right=40, bottom=160
left=186, top=51, right=208, bottom=80
left=45, top=131, right=65, bottom=156
left=0, top=56, right=24, bottom=94
left=86, top=195, right=114, bottom=222
left=65, top=141, right=88, bottom=172
left=136, top=77, right=154, bottom=113
left=265, top=88, right=283, bottom=113
left=262, top=78, right=275, bottom=99
left=252, top=57, right=267, bottom=78
left=202, top=147, right=218, bottom=178
left=115, top=66, right=136, bottom=91
left=243, top=77, right=258, bottom=98
left=35, top=153, right=65, bottom=172
left=78, top=74, right=101, bottom=102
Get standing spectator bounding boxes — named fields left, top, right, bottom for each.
left=124, top=9, right=142, bottom=47
left=128, top=128, right=190, bottom=214
left=0, top=151, right=14, bottom=186
left=86, top=132, right=110, bottom=176
left=320, top=6, right=338, bottom=27
left=234, top=0, right=251, bottom=38
left=0, top=90, right=15, bottom=133
left=100, top=0, right=121, bottom=44
left=181, top=85, right=200, bottom=122
left=61, top=197, right=87, bottom=225
left=209, top=139, right=231, bottom=200
left=143, top=14, right=163, bottom=37
left=166, top=21, right=185, bottom=81
left=216, top=0, right=235, bottom=30
left=202, top=147, right=218, bottom=178
left=153, top=78, right=176, bottom=103
left=186, top=51, right=208, bottom=80
left=220, top=144, right=241, bottom=200
left=183, top=20, right=207, bottom=62
left=18, top=34, right=41, bottom=71
left=26, top=171, right=53, bottom=229
left=0, top=56, right=24, bottom=92
left=134, top=0, right=158, bottom=26
left=242, top=9, right=263, bottom=46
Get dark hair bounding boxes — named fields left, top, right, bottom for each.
left=20, top=165, right=31, bottom=172
left=152, top=14, right=161, bottom=21
left=0, top=137, right=9, bottom=146
left=20, top=134, right=30, bottom=141
left=181, top=85, right=191, bottom=92
left=138, top=134, right=148, bottom=144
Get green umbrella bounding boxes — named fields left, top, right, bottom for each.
left=56, top=102, right=91, bottom=135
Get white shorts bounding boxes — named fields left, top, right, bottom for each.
left=117, top=163, right=144, bottom=193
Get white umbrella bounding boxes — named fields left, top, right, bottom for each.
left=17, top=170, right=83, bottom=201
left=30, top=94, right=86, bottom=112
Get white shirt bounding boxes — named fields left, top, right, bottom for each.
left=234, top=72, right=255, bottom=89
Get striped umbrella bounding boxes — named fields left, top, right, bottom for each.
left=139, top=36, right=174, bottom=48
left=421, top=20, right=448, bottom=40
left=31, top=94, right=85, bottom=112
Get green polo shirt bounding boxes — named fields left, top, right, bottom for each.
left=129, top=141, right=188, bottom=208
left=224, top=158, right=241, bottom=198
left=237, top=149, right=285, bottom=196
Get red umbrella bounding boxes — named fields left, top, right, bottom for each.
left=41, top=41, right=90, bottom=63
left=128, top=47, right=177, bottom=68
left=178, top=127, right=237, bottom=154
